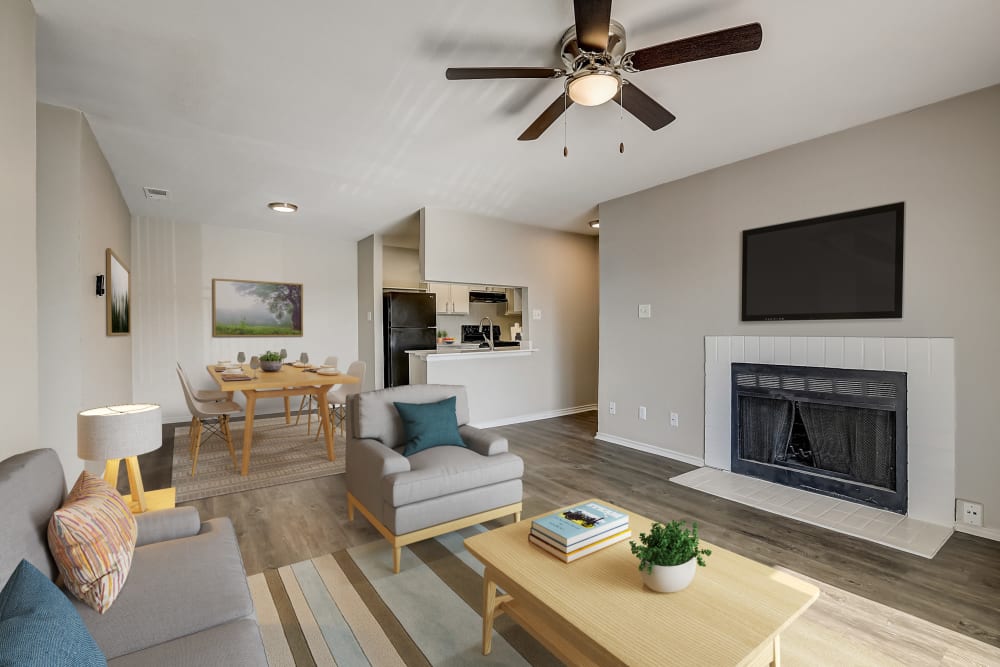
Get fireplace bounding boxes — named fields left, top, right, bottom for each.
left=731, top=363, right=907, bottom=513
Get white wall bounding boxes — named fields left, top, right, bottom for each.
left=133, top=218, right=359, bottom=422
left=421, top=208, right=599, bottom=421
left=0, top=0, right=38, bottom=463
left=599, top=85, right=1000, bottom=531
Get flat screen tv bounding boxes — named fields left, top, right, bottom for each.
left=742, top=203, right=904, bottom=321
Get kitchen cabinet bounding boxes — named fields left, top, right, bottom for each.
left=504, top=287, right=523, bottom=315
left=428, top=283, right=470, bottom=315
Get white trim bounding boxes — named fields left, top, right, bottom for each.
left=954, top=523, right=1000, bottom=542
left=470, top=404, right=596, bottom=429
left=594, top=432, right=705, bottom=467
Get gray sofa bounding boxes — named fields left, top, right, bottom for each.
left=0, top=448, right=266, bottom=666
left=345, top=384, right=523, bottom=573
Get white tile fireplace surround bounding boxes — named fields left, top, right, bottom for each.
left=701, top=336, right=956, bottom=534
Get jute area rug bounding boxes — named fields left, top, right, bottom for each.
left=171, top=416, right=345, bottom=503
left=249, top=525, right=1000, bottom=666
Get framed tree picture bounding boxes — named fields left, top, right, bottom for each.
left=106, top=248, right=130, bottom=336
left=212, top=279, right=303, bottom=337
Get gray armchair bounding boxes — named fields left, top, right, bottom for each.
left=345, top=384, right=523, bottom=573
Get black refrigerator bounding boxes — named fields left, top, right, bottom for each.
left=383, top=291, right=437, bottom=387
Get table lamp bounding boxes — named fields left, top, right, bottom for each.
left=77, top=404, right=174, bottom=513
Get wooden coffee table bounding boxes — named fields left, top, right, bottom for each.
left=465, top=499, right=819, bottom=667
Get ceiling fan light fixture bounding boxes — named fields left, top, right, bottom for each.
left=268, top=202, right=298, bottom=213
left=566, top=70, right=620, bottom=106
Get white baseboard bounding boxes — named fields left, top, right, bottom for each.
left=470, top=404, right=597, bottom=429
left=594, top=432, right=705, bottom=467
left=954, top=523, right=1000, bottom=542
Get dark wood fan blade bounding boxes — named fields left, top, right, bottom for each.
left=574, top=0, right=613, bottom=52
left=446, top=67, right=562, bottom=80
left=518, top=94, right=573, bottom=141
left=615, top=81, right=676, bottom=131
left=624, top=23, right=762, bottom=72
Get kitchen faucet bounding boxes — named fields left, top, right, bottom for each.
left=479, top=317, right=494, bottom=351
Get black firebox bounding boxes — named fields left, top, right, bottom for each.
left=731, top=363, right=907, bottom=513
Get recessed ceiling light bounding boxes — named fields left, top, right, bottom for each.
left=589, top=220, right=600, bottom=229
left=268, top=202, right=298, bottom=213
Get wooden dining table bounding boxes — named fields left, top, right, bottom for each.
left=206, top=364, right=360, bottom=476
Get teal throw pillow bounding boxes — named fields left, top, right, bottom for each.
left=394, top=396, right=467, bottom=456
left=0, top=559, right=107, bottom=666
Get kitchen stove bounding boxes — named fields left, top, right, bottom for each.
left=461, top=325, right=520, bottom=348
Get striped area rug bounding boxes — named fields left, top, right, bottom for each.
left=172, top=416, right=345, bottom=502
left=248, top=526, right=1000, bottom=666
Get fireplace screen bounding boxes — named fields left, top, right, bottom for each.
left=739, top=397, right=896, bottom=491
left=732, top=363, right=907, bottom=513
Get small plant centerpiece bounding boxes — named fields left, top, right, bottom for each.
left=258, top=351, right=283, bottom=372
left=630, top=520, right=711, bottom=593
left=437, top=330, right=445, bottom=344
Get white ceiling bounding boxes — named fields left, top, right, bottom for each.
left=34, top=1, right=1000, bottom=241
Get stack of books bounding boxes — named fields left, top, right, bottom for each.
left=529, top=501, right=631, bottom=563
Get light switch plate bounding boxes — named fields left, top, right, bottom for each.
left=532, top=309, right=542, bottom=320
left=638, top=304, right=652, bottom=319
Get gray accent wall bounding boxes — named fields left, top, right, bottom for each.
left=599, top=84, right=1000, bottom=532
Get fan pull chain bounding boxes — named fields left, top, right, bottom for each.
left=619, top=83, right=625, bottom=154
left=563, top=90, right=569, bottom=158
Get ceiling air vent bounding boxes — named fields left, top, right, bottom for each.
left=142, top=186, right=170, bottom=200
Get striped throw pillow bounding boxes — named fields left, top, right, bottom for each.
left=47, top=471, right=137, bottom=614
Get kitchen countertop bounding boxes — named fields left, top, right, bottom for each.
left=405, top=346, right=536, bottom=360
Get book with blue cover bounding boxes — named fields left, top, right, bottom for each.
left=531, top=501, right=629, bottom=547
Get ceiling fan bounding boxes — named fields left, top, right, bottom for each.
left=445, top=0, right=762, bottom=141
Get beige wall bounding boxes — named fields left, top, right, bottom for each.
left=382, top=245, right=421, bottom=290
left=422, top=208, right=599, bottom=420
left=36, top=104, right=133, bottom=484
left=80, top=114, right=133, bottom=409
left=599, top=85, right=1000, bottom=531
left=0, top=1, right=38, bottom=463
left=133, top=218, right=359, bottom=422
left=357, top=234, right=383, bottom=392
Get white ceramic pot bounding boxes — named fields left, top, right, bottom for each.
left=641, top=557, right=697, bottom=593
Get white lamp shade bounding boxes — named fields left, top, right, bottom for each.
left=78, top=404, right=163, bottom=461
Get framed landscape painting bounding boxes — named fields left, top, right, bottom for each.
left=106, top=248, right=130, bottom=336
left=212, top=279, right=303, bottom=337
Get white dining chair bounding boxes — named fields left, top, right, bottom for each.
left=176, top=368, right=242, bottom=475
left=315, top=360, right=366, bottom=439
left=295, top=356, right=338, bottom=433
left=177, top=362, right=230, bottom=402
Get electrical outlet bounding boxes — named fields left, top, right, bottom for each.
left=957, top=499, right=983, bottom=527
left=639, top=406, right=647, bottom=420
left=670, top=412, right=679, bottom=427
left=532, top=308, right=542, bottom=320
left=609, top=401, right=616, bottom=415
left=638, top=304, right=652, bottom=319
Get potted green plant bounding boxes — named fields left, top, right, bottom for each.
left=630, top=520, right=711, bottom=593
left=259, top=351, right=283, bottom=372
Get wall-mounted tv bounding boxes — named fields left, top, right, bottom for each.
left=742, top=203, right=904, bottom=321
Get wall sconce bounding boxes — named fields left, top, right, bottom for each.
left=96, top=274, right=105, bottom=296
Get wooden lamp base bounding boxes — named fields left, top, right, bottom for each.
left=103, top=457, right=176, bottom=514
